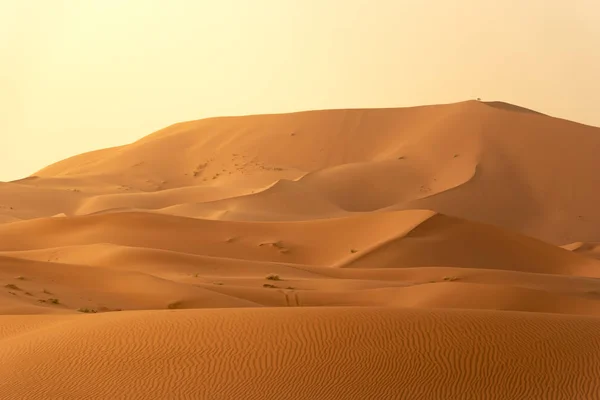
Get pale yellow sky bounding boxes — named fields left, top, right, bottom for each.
left=2, top=0, right=599, bottom=181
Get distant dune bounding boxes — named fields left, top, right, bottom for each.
left=3, top=99, right=596, bottom=244
left=3, top=100, right=600, bottom=398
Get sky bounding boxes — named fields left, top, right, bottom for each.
left=2, top=0, right=599, bottom=181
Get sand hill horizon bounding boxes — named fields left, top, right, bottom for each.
left=2, top=99, right=600, bottom=399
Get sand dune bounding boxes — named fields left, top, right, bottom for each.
left=0, top=209, right=438, bottom=265
left=2, top=210, right=597, bottom=276
left=4, top=100, right=600, bottom=398
left=2, top=308, right=600, bottom=399
left=2, top=209, right=600, bottom=318
left=0, top=181, right=84, bottom=220
left=155, top=179, right=349, bottom=221
left=10, top=100, right=599, bottom=244
left=337, top=213, right=600, bottom=276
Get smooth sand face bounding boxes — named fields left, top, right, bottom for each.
left=2, top=100, right=600, bottom=399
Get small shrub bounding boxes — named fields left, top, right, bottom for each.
left=48, top=298, right=60, bottom=304
left=263, top=283, right=277, bottom=288
left=4, top=284, right=20, bottom=290
left=167, top=301, right=182, bottom=309
left=266, top=274, right=281, bottom=281
left=350, top=249, right=358, bottom=253
left=443, top=276, right=458, bottom=282
left=286, top=286, right=295, bottom=290
left=15, top=276, right=25, bottom=280
left=260, top=241, right=285, bottom=249
left=77, top=308, right=97, bottom=313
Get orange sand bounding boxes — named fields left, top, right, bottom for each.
left=2, top=100, right=600, bottom=399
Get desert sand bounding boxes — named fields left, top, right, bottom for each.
left=2, top=100, right=600, bottom=399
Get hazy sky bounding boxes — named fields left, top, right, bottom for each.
left=2, top=0, right=599, bottom=181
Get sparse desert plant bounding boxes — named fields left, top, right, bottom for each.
left=77, top=308, right=97, bottom=313
left=15, top=276, right=25, bottom=280
left=266, top=273, right=281, bottom=281
left=263, top=283, right=277, bottom=288
left=4, top=283, right=20, bottom=290
left=286, top=286, right=295, bottom=290
left=398, top=156, right=405, bottom=160
left=213, top=281, right=224, bottom=285
left=167, top=301, right=182, bottom=309
left=24, top=291, right=32, bottom=296
left=260, top=241, right=285, bottom=249
left=48, top=298, right=60, bottom=304
left=350, top=249, right=358, bottom=254
left=443, top=276, right=459, bottom=282
left=43, top=289, right=52, bottom=294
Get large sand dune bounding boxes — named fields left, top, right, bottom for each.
left=3, top=100, right=600, bottom=398
left=5, top=100, right=600, bottom=243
